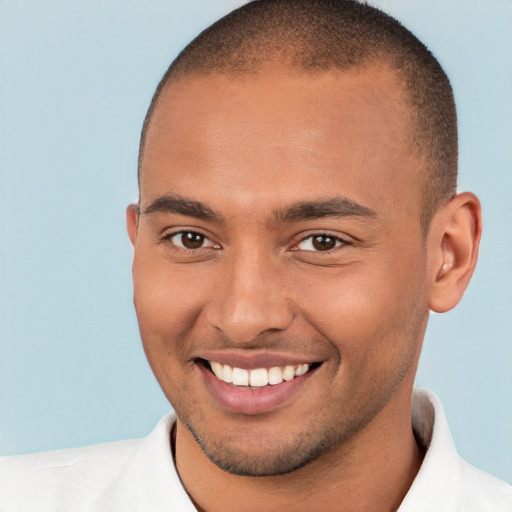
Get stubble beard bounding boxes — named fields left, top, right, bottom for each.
left=182, top=414, right=363, bottom=477
left=175, top=376, right=407, bottom=478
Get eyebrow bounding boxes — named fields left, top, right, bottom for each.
left=141, top=194, right=377, bottom=225
left=142, top=194, right=225, bottom=224
left=275, top=197, right=377, bottom=223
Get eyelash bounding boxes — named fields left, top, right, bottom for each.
left=161, top=230, right=220, bottom=252
left=162, top=230, right=349, bottom=253
left=294, top=233, right=348, bottom=252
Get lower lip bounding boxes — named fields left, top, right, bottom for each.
left=198, top=363, right=315, bottom=415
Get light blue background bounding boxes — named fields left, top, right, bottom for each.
left=1, top=0, right=511, bottom=484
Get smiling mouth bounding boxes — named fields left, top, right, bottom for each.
left=201, top=359, right=320, bottom=388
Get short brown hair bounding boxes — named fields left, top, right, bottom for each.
left=139, top=0, right=457, bottom=229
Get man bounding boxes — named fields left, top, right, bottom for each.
left=1, top=0, right=511, bottom=510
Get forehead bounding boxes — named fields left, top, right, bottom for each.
left=140, top=64, right=423, bottom=224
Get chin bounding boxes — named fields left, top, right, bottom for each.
left=179, top=407, right=370, bottom=477
left=191, top=428, right=329, bottom=476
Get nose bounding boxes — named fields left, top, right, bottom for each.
left=205, top=249, right=295, bottom=343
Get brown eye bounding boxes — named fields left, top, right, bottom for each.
left=181, top=232, right=205, bottom=249
left=168, top=231, right=218, bottom=250
left=296, top=234, right=344, bottom=252
left=312, top=235, right=337, bottom=251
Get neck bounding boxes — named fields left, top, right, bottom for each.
left=174, top=386, right=424, bottom=512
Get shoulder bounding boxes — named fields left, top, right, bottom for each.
left=0, top=413, right=194, bottom=512
left=457, top=458, right=512, bottom=511
left=0, top=438, right=142, bottom=510
left=402, top=388, right=512, bottom=511
left=1, top=436, right=140, bottom=470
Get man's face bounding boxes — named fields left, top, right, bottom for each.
left=130, top=64, right=431, bottom=476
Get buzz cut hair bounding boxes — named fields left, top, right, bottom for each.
left=139, top=0, right=458, bottom=230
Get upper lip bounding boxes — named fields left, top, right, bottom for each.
left=194, top=350, right=323, bottom=370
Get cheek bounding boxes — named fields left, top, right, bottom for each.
left=132, top=254, right=207, bottom=363
left=132, top=259, right=205, bottom=407
left=292, top=254, right=428, bottom=362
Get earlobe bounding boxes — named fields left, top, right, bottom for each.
left=126, top=203, right=140, bottom=246
left=428, top=192, right=482, bottom=313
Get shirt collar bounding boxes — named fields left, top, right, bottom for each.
left=117, top=388, right=466, bottom=511
left=398, top=387, right=461, bottom=511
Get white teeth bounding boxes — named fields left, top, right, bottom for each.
left=232, top=367, right=249, bottom=386
left=249, top=368, right=268, bottom=387
left=268, top=367, right=283, bottom=385
left=209, top=361, right=311, bottom=387
left=222, top=364, right=233, bottom=383
left=295, top=363, right=309, bottom=376
left=210, top=361, right=223, bottom=379
left=282, top=365, right=295, bottom=381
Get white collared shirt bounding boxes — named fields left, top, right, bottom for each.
left=1, top=388, right=510, bottom=511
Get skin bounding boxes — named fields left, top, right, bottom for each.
left=127, top=63, right=481, bottom=512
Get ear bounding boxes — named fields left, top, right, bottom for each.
left=427, top=192, right=482, bottom=313
left=126, top=203, right=139, bottom=246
